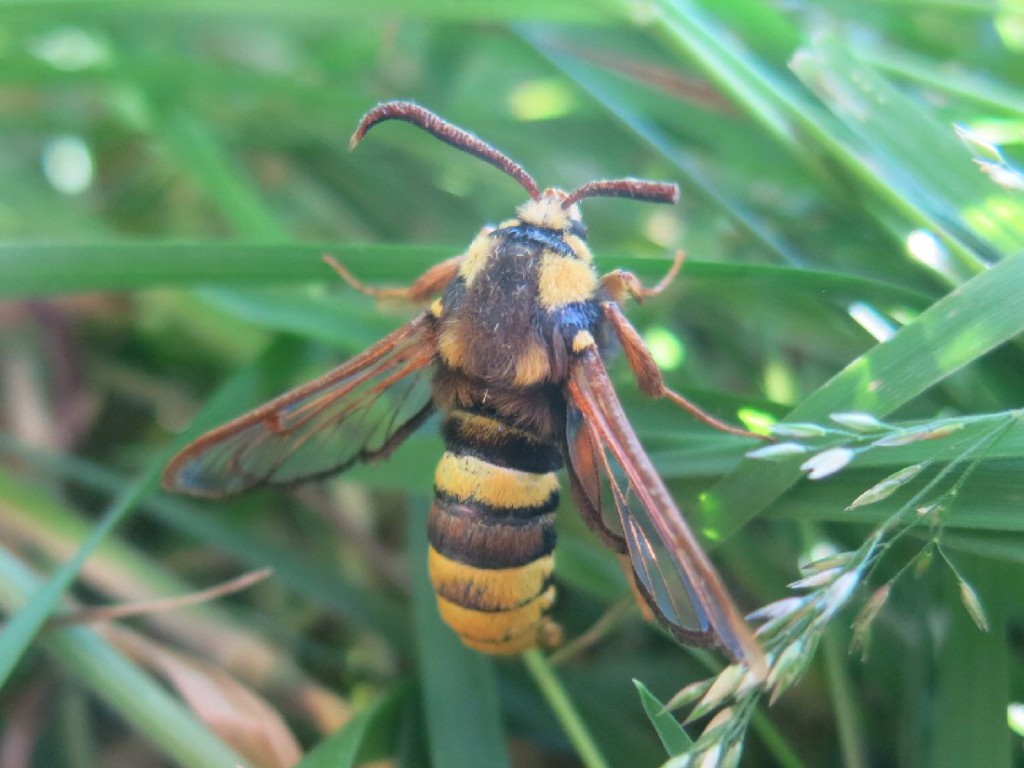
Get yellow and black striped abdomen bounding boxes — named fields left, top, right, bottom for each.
left=428, top=408, right=563, bottom=654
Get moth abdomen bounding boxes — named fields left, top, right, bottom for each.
left=427, top=406, right=563, bottom=653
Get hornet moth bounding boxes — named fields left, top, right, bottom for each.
left=163, top=101, right=767, bottom=679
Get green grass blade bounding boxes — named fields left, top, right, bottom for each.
left=931, top=558, right=1011, bottom=768
left=865, top=46, right=1024, bottom=116
left=524, top=34, right=805, bottom=266
left=0, top=441, right=409, bottom=645
left=0, top=463, right=161, bottom=687
left=792, top=36, right=1024, bottom=263
left=158, top=110, right=290, bottom=240
left=300, top=693, right=395, bottom=768
left=0, top=544, right=247, bottom=767
left=523, top=650, right=611, bottom=768
left=0, top=0, right=629, bottom=24
left=0, top=242, right=448, bottom=298
left=633, top=679, right=693, bottom=757
left=703, top=249, right=1024, bottom=539
left=407, top=500, right=511, bottom=768
left=652, top=0, right=994, bottom=279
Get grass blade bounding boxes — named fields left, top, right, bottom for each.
left=407, top=500, right=511, bottom=768
left=634, top=679, right=693, bottom=756
left=0, top=544, right=246, bottom=767
left=703, top=249, right=1024, bottom=539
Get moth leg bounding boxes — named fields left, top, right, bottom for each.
left=600, top=301, right=764, bottom=440
left=323, top=253, right=463, bottom=303
left=599, top=249, right=685, bottom=304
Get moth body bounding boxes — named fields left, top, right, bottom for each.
left=427, top=190, right=605, bottom=652
left=163, top=101, right=767, bottom=679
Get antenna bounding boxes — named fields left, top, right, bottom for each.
left=351, top=101, right=541, bottom=201
left=561, top=179, right=679, bottom=209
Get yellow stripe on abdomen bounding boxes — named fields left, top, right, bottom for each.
left=434, top=452, right=559, bottom=511
left=429, top=545, right=554, bottom=611
left=435, top=584, right=558, bottom=655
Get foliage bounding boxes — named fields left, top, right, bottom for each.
left=1, top=1, right=1023, bottom=766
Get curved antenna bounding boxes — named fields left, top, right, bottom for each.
left=350, top=101, right=541, bottom=201
left=562, top=179, right=679, bottom=209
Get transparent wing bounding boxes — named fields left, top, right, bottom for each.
left=565, top=347, right=765, bottom=677
left=164, top=313, right=437, bottom=498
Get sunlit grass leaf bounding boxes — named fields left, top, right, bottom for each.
left=1008, top=703, right=1024, bottom=739
left=958, top=578, right=991, bottom=633
left=745, top=441, right=808, bottom=460
left=872, top=422, right=965, bottom=446
left=845, top=461, right=928, bottom=510
left=829, top=412, right=887, bottom=432
left=794, top=35, right=1024, bottom=264
left=851, top=583, right=891, bottom=660
left=683, top=665, right=746, bottom=724
left=800, top=447, right=856, bottom=480
left=705, top=251, right=1024, bottom=537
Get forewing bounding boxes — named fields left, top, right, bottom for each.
left=566, top=347, right=765, bottom=677
left=164, top=313, right=437, bottom=498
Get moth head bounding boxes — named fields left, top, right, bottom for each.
left=516, top=177, right=681, bottom=239
left=516, top=188, right=582, bottom=234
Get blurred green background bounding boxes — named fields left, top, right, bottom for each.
left=1, top=1, right=1023, bottom=766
